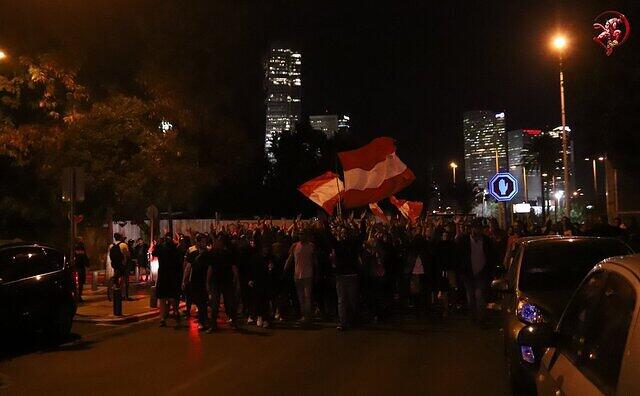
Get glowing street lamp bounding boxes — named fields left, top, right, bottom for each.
left=551, top=34, right=571, bottom=215
left=450, top=162, right=458, bottom=183
left=0, top=50, right=7, bottom=61
left=552, top=36, right=567, bottom=51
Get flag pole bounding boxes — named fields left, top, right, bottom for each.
left=335, top=175, right=343, bottom=218
left=335, top=154, right=343, bottom=219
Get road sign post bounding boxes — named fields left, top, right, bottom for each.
left=61, top=167, right=85, bottom=269
left=488, top=173, right=519, bottom=230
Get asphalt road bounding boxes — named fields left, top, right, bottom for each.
left=0, top=314, right=508, bottom=396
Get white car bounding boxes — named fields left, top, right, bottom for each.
left=533, top=254, right=640, bottom=395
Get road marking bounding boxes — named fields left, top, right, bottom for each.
left=166, top=362, right=228, bottom=394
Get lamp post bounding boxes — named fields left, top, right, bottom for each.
left=0, top=50, right=7, bottom=60
left=552, top=34, right=571, bottom=216
left=450, top=162, right=458, bottom=184
left=555, top=190, right=564, bottom=221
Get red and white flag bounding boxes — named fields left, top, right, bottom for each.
left=338, top=137, right=415, bottom=208
left=390, top=196, right=423, bottom=224
left=368, top=202, right=389, bottom=223
left=298, top=172, right=343, bottom=215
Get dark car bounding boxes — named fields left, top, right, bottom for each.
left=0, top=241, right=77, bottom=339
left=492, top=236, right=633, bottom=393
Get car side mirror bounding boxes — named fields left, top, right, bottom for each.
left=517, top=323, right=558, bottom=349
left=491, top=278, right=510, bottom=293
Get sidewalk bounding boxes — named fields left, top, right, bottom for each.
left=74, top=285, right=164, bottom=325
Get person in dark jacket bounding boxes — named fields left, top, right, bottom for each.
left=183, top=234, right=213, bottom=330
left=135, top=238, right=149, bottom=281
left=246, top=239, right=270, bottom=327
left=152, top=233, right=182, bottom=327
left=456, top=220, right=496, bottom=325
left=331, top=227, right=361, bottom=331
left=207, top=235, right=239, bottom=332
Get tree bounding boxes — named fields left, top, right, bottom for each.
left=0, top=55, right=209, bottom=238
left=0, top=55, right=88, bottom=239
left=446, top=180, right=482, bottom=215
left=262, top=123, right=331, bottom=216
left=521, top=134, right=557, bottom=219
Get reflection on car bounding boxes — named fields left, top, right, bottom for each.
left=0, top=241, right=77, bottom=339
left=492, top=236, right=632, bottom=392
left=535, top=254, right=640, bottom=396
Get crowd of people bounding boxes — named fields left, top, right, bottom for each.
left=91, top=213, right=638, bottom=333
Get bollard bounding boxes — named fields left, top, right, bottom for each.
left=150, top=285, right=158, bottom=308
left=91, top=271, right=98, bottom=291
left=113, top=287, right=123, bottom=316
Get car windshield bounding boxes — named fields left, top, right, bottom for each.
left=518, top=239, right=631, bottom=292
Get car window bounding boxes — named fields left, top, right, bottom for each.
left=579, top=272, right=636, bottom=395
left=0, top=247, right=63, bottom=282
left=518, top=240, right=630, bottom=292
left=558, top=270, right=608, bottom=365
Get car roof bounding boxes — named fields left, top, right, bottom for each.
left=0, top=240, right=62, bottom=251
left=518, top=235, right=628, bottom=247
left=599, top=254, right=640, bottom=280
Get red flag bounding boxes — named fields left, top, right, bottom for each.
left=298, top=172, right=343, bottom=215
left=338, top=137, right=415, bottom=208
left=390, top=196, right=423, bottom=224
left=368, top=202, right=389, bottom=223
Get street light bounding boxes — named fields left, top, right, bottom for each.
left=585, top=156, right=605, bottom=195
left=555, top=190, right=565, bottom=220
left=0, top=50, right=7, bottom=61
left=551, top=34, right=571, bottom=216
left=552, top=36, right=567, bottom=51
left=450, top=162, right=458, bottom=184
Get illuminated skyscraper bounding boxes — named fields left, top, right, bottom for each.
left=507, top=129, right=542, bottom=203
left=463, top=110, right=508, bottom=190
left=264, top=43, right=302, bottom=161
left=545, top=125, right=575, bottom=193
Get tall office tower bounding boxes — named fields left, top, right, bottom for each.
left=507, top=129, right=543, bottom=204
left=545, top=125, right=575, bottom=193
left=264, top=43, right=302, bottom=161
left=463, top=111, right=508, bottom=190
left=309, top=114, right=351, bottom=138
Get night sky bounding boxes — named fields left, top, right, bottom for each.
left=1, top=0, right=638, bottom=189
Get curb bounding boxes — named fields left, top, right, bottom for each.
left=73, top=302, right=185, bottom=325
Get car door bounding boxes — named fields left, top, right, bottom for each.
left=538, top=270, right=637, bottom=395
left=0, top=247, right=21, bottom=326
left=1, top=246, right=60, bottom=326
left=502, top=244, right=523, bottom=317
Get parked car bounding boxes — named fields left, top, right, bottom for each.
left=533, top=254, right=640, bottom=395
left=0, top=241, right=77, bottom=339
left=492, top=236, right=632, bottom=392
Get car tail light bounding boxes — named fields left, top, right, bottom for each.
left=516, top=299, right=547, bottom=325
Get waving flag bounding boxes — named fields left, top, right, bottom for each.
left=368, top=202, right=389, bottom=223
left=390, top=196, right=423, bottom=224
left=298, top=172, right=343, bottom=215
left=338, top=137, right=415, bottom=208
